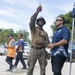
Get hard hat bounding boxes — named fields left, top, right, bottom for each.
left=36, top=17, right=46, bottom=25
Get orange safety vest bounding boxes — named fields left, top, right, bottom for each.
left=7, top=39, right=16, bottom=58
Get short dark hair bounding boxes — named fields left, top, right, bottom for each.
left=57, top=16, right=65, bottom=24
left=19, top=33, right=23, bottom=37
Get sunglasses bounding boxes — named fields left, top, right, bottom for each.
left=55, top=19, right=63, bottom=21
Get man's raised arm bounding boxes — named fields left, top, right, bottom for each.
left=29, top=6, right=42, bottom=30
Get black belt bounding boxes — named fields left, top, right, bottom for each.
left=31, top=46, right=45, bottom=49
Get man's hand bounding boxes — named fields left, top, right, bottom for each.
left=47, top=44, right=55, bottom=49
left=36, top=6, right=42, bottom=14
left=35, top=40, right=43, bottom=45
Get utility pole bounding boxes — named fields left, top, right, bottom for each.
left=69, top=2, right=75, bottom=75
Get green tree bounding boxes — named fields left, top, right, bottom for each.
left=0, top=29, right=14, bottom=44
left=0, top=29, right=31, bottom=44
left=15, top=30, right=30, bottom=42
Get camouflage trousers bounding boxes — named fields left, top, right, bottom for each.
left=26, top=47, right=47, bottom=75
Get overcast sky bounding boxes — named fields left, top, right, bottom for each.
left=0, top=0, right=75, bottom=39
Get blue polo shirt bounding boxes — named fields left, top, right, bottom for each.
left=17, top=39, right=24, bottom=52
left=51, top=25, right=70, bottom=57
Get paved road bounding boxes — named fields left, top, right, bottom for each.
left=0, top=56, right=75, bottom=75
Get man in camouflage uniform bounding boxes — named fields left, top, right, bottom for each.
left=26, top=6, right=50, bottom=75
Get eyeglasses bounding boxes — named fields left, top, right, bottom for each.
left=55, top=19, right=63, bottom=21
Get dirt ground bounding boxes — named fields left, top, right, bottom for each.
left=0, top=56, right=75, bottom=75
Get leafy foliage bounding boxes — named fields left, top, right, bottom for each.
left=0, top=29, right=31, bottom=44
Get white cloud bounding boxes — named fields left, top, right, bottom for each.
left=55, top=1, right=74, bottom=13
left=0, top=0, right=16, bottom=5
left=0, top=20, right=22, bottom=31
left=58, top=4, right=73, bottom=13
left=0, top=8, right=19, bottom=19
left=19, top=0, right=38, bottom=9
left=0, top=0, right=74, bottom=40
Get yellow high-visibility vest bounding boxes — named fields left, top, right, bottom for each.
left=7, top=39, right=16, bottom=58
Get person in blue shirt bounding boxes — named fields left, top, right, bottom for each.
left=47, top=16, right=70, bottom=75
left=14, top=33, right=27, bottom=69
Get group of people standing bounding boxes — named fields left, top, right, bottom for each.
left=5, top=33, right=27, bottom=71
left=5, top=5, right=70, bottom=75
